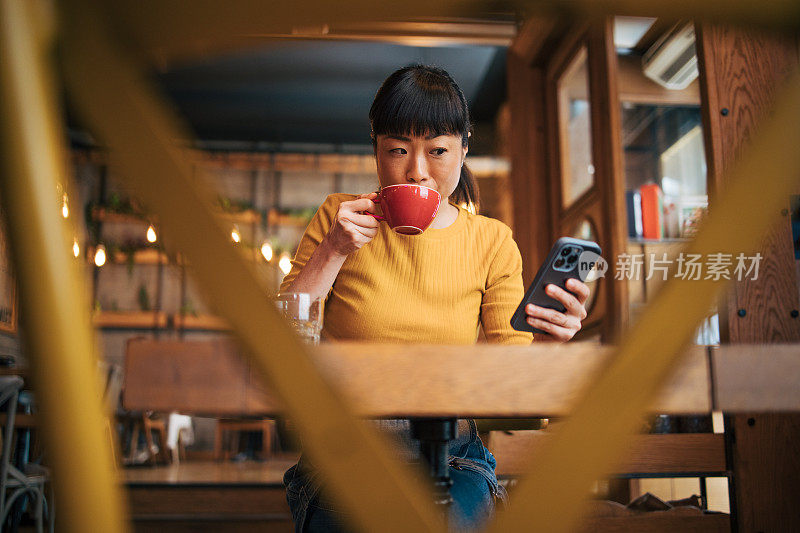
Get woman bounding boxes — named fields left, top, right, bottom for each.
left=281, top=65, right=591, bottom=532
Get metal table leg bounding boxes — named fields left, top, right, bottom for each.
left=410, top=417, right=458, bottom=522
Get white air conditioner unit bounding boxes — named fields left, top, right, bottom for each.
left=642, top=23, right=698, bottom=90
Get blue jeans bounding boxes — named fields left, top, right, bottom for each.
left=284, top=420, right=506, bottom=532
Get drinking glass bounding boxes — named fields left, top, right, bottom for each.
left=275, top=293, right=323, bottom=345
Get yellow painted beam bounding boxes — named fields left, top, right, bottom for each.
left=58, top=1, right=443, bottom=531
left=0, top=0, right=129, bottom=531
left=491, top=70, right=800, bottom=533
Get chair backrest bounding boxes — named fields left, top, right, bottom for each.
left=0, top=376, right=24, bottom=515
left=103, top=364, right=124, bottom=414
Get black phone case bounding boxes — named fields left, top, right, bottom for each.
left=510, top=237, right=602, bottom=334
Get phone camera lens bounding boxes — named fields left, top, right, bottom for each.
left=560, top=248, right=570, bottom=256
left=554, top=258, right=565, bottom=268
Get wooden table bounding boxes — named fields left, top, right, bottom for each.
left=122, top=339, right=800, bottom=531
left=123, top=340, right=800, bottom=417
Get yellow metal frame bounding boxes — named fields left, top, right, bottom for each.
left=0, top=0, right=797, bottom=531
left=0, top=0, right=129, bottom=531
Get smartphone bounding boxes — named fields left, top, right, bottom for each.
left=510, top=237, right=602, bottom=334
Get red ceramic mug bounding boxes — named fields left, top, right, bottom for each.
left=368, top=184, right=441, bottom=235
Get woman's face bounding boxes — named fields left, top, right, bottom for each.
left=374, top=133, right=467, bottom=203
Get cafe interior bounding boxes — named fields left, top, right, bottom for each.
left=0, top=1, right=799, bottom=532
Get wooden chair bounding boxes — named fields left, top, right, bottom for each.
left=99, top=362, right=123, bottom=466
left=214, top=418, right=275, bottom=461
left=122, top=411, right=170, bottom=465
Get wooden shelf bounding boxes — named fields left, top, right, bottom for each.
left=93, top=311, right=167, bottom=329
left=93, top=207, right=263, bottom=226
left=89, top=247, right=167, bottom=265
left=92, top=207, right=148, bottom=224
left=92, top=311, right=232, bottom=331
left=267, top=209, right=310, bottom=227
left=175, top=314, right=231, bottom=331
left=92, top=203, right=311, bottom=232
left=89, top=248, right=266, bottom=268
left=127, top=249, right=168, bottom=265
left=218, top=209, right=262, bottom=225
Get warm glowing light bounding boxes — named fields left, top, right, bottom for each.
left=459, top=202, right=477, bottom=215
left=278, top=253, right=292, bottom=275
left=231, top=225, right=241, bottom=243
left=61, top=193, right=69, bottom=218
left=94, top=244, right=107, bottom=267
left=260, top=241, right=273, bottom=261
left=72, top=239, right=80, bottom=258
left=146, top=224, right=157, bottom=243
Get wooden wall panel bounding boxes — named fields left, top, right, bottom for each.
left=698, top=25, right=800, bottom=345
left=697, top=23, right=800, bottom=533
left=506, top=51, right=552, bottom=286
left=587, top=18, right=629, bottom=342
left=726, top=413, right=800, bottom=533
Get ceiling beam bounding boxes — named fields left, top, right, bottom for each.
left=104, top=0, right=800, bottom=67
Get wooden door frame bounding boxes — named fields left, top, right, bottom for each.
left=508, top=16, right=628, bottom=342
left=544, top=18, right=628, bottom=341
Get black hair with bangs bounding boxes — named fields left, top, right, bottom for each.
left=369, top=65, right=480, bottom=212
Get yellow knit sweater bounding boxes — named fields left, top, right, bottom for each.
left=281, top=193, right=533, bottom=345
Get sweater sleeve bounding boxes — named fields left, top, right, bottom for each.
left=279, top=194, right=353, bottom=294
left=480, top=225, right=534, bottom=344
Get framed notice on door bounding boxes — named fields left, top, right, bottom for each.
left=0, top=207, right=17, bottom=334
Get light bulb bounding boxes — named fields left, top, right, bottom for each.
left=72, top=239, right=80, bottom=258
left=260, top=241, right=273, bottom=261
left=231, top=225, right=241, bottom=243
left=94, top=244, right=106, bottom=267
left=61, top=193, right=69, bottom=218
left=146, top=224, right=157, bottom=243
left=278, top=253, right=292, bottom=275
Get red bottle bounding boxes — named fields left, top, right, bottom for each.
left=640, top=183, right=663, bottom=240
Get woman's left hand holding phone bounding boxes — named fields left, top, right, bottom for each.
left=526, top=278, right=590, bottom=343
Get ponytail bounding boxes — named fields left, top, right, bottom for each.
left=450, top=163, right=480, bottom=214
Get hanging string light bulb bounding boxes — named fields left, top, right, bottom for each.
left=72, top=238, right=80, bottom=258
left=231, top=225, right=241, bottom=243
left=61, top=193, right=69, bottom=218
left=146, top=224, right=157, bottom=243
left=278, top=252, right=292, bottom=275
left=94, top=244, right=107, bottom=267
left=260, top=241, right=273, bottom=262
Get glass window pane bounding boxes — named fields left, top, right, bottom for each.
left=558, top=46, right=595, bottom=207
left=620, top=103, right=707, bottom=240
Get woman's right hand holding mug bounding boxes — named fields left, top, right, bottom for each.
left=324, top=192, right=381, bottom=256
